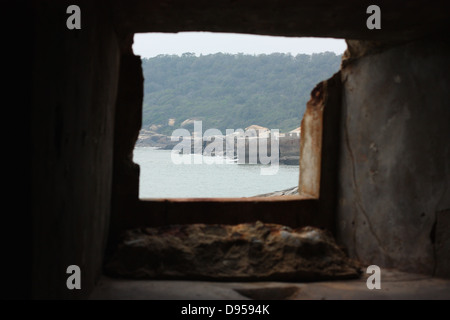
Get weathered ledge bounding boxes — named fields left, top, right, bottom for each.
left=105, top=221, right=361, bottom=281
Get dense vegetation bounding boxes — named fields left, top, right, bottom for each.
left=141, top=52, right=341, bottom=134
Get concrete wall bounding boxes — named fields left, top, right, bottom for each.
left=12, top=0, right=448, bottom=300
left=336, top=38, right=450, bottom=277
left=279, top=136, right=300, bottom=157
left=31, top=0, right=120, bottom=298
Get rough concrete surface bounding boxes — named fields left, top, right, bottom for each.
left=112, top=0, right=449, bottom=42
left=91, top=269, right=450, bottom=300
left=337, top=38, right=450, bottom=277
left=105, top=222, right=361, bottom=281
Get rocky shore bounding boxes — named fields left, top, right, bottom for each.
left=136, top=129, right=300, bottom=165
left=253, top=186, right=299, bottom=197
left=135, top=130, right=179, bottom=149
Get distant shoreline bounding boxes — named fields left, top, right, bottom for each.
left=135, top=132, right=300, bottom=166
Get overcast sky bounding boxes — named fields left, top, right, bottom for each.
left=133, top=32, right=347, bottom=58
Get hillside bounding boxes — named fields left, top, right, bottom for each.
left=141, top=52, right=341, bottom=134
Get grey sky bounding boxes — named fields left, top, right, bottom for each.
left=133, top=32, right=347, bottom=58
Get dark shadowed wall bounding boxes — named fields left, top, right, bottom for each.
left=31, top=0, right=120, bottom=298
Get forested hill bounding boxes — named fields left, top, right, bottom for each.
left=141, top=52, right=341, bottom=134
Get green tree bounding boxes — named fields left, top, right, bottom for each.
left=141, top=52, right=341, bottom=134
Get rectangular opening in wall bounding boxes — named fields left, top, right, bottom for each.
left=132, top=32, right=345, bottom=199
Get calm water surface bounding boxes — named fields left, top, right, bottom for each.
left=133, top=147, right=299, bottom=198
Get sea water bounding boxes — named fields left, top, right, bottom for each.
left=133, top=147, right=299, bottom=198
